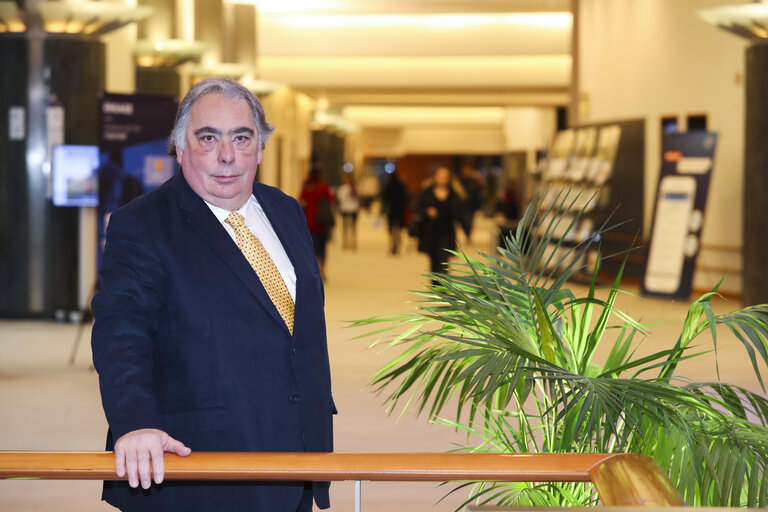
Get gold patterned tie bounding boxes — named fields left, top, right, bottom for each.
left=225, top=212, right=294, bottom=334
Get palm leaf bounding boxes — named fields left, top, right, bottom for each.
left=352, top=186, right=768, bottom=508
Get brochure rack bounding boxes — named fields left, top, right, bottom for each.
left=526, top=119, right=645, bottom=280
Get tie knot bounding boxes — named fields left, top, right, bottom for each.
left=225, top=212, right=247, bottom=230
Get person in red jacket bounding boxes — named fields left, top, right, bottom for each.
left=299, top=166, right=334, bottom=279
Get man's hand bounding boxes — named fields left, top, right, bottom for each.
left=114, top=428, right=191, bottom=489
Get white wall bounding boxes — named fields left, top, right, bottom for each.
left=352, top=106, right=554, bottom=157
left=102, top=25, right=137, bottom=94
left=400, top=126, right=506, bottom=155
left=358, top=124, right=513, bottom=156
left=504, top=107, right=557, bottom=173
left=579, top=0, right=748, bottom=294
left=260, top=87, right=314, bottom=197
left=359, top=127, right=404, bottom=157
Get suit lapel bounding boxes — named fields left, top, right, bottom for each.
left=174, top=174, right=290, bottom=334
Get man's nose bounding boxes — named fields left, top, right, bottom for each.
left=219, top=140, right=235, bottom=164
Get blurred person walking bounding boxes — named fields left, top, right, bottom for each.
left=499, top=178, right=521, bottom=222
left=381, top=170, right=409, bottom=255
left=357, top=173, right=380, bottom=211
left=336, top=173, right=360, bottom=250
left=459, top=163, right=485, bottom=245
left=300, top=166, right=334, bottom=279
left=413, top=167, right=466, bottom=279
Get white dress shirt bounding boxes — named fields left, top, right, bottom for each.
left=205, top=195, right=297, bottom=302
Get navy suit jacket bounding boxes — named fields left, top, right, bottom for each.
left=91, top=172, right=334, bottom=512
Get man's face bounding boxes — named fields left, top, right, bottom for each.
left=177, top=92, right=262, bottom=211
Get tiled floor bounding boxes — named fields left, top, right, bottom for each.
left=1, top=211, right=764, bottom=511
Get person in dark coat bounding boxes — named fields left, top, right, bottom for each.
left=91, top=77, right=334, bottom=512
left=381, top=170, right=409, bottom=255
left=414, top=166, right=466, bottom=276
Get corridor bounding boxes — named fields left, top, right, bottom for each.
left=0, top=209, right=760, bottom=511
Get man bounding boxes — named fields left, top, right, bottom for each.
left=91, top=77, right=335, bottom=512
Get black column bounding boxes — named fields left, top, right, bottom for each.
left=0, top=38, right=31, bottom=316
left=0, top=37, right=103, bottom=317
left=743, top=43, right=768, bottom=306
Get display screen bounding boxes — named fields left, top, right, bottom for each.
left=52, top=145, right=100, bottom=207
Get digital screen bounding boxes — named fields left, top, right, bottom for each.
left=52, top=145, right=100, bottom=207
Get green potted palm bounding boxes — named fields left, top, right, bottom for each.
left=351, top=189, right=768, bottom=508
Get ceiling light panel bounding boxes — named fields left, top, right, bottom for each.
left=259, top=13, right=571, bottom=57
left=225, top=0, right=570, bottom=14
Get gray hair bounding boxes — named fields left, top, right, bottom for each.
left=168, top=77, right=275, bottom=158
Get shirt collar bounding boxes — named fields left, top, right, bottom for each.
left=205, top=195, right=253, bottom=223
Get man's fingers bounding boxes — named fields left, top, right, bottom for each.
left=114, top=429, right=189, bottom=488
left=165, top=436, right=192, bottom=456
left=114, top=445, right=126, bottom=478
left=125, top=447, right=139, bottom=488
left=138, top=448, right=152, bottom=489
left=149, top=443, right=165, bottom=485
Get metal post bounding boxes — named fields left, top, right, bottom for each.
left=569, top=0, right=580, bottom=127
left=354, top=479, right=361, bottom=512
left=24, top=0, right=48, bottom=313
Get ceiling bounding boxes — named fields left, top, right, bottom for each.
left=239, top=0, right=571, bottom=15
left=234, top=0, right=574, bottom=122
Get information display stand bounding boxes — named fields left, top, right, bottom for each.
left=641, top=132, right=717, bottom=300
left=525, top=120, right=644, bottom=281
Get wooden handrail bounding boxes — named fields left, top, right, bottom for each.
left=0, top=451, right=685, bottom=507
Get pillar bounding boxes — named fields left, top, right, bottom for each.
left=743, top=43, right=768, bottom=306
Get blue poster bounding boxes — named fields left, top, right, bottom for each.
left=642, top=131, right=717, bottom=300
left=98, top=93, right=178, bottom=269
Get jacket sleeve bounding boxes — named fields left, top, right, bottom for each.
left=91, top=207, right=165, bottom=440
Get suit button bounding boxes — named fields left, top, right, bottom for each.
left=291, top=346, right=297, bottom=355
left=289, top=394, right=300, bottom=404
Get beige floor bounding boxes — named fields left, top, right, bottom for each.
left=1, top=210, right=765, bottom=511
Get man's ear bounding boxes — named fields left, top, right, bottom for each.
left=176, top=148, right=183, bottom=165
left=256, top=146, right=263, bottom=165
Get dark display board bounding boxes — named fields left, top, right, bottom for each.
left=97, top=93, right=178, bottom=267
left=526, top=119, right=645, bottom=281
left=641, top=131, right=717, bottom=300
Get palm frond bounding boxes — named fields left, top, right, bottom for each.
left=353, top=185, right=768, bottom=508
left=661, top=296, right=768, bottom=390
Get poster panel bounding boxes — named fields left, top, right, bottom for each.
left=97, top=93, right=178, bottom=267
left=641, top=131, right=717, bottom=300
